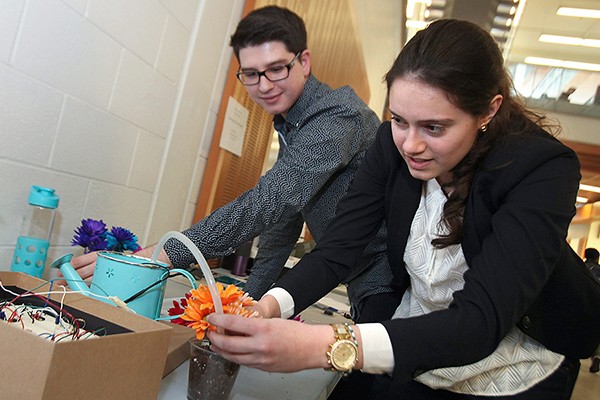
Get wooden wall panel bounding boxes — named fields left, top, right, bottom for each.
left=211, top=84, right=274, bottom=210
left=193, top=0, right=371, bottom=223
left=260, top=0, right=371, bottom=102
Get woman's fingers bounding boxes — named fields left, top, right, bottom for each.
left=206, top=314, right=331, bottom=372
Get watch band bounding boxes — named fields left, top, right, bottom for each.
left=326, top=323, right=359, bottom=373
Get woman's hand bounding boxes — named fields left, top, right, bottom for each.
left=206, top=314, right=333, bottom=372
left=250, top=295, right=282, bottom=319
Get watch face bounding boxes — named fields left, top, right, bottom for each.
left=331, top=340, right=357, bottom=371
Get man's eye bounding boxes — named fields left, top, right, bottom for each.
left=268, top=66, right=286, bottom=73
left=243, top=71, right=259, bottom=78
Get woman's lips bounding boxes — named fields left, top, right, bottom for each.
left=406, top=155, right=431, bottom=170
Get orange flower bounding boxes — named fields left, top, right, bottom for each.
left=179, top=283, right=257, bottom=340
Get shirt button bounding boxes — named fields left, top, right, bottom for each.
left=521, top=316, right=531, bottom=330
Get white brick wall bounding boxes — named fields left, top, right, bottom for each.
left=0, top=0, right=244, bottom=278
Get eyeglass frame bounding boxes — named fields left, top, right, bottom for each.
left=236, top=51, right=304, bottom=86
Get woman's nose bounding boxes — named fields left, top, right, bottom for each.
left=402, top=128, right=425, bottom=154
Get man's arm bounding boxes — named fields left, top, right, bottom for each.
left=164, top=108, right=366, bottom=269
left=243, top=213, right=304, bottom=299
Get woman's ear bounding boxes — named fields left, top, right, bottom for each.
left=481, top=94, right=503, bottom=126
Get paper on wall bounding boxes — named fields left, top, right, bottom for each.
left=219, top=96, right=249, bottom=157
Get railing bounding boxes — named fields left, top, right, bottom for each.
left=508, top=62, right=600, bottom=119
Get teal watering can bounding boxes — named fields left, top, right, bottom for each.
left=50, top=251, right=198, bottom=320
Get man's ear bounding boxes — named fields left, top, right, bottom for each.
left=299, top=49, right=311, bottom=77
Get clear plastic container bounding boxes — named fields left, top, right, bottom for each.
left=11, top=185, right=59, bottom=278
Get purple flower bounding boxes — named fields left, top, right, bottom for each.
left=72, top=218, right=140, bottom=254
left=105, top=226, right=140, bottom=252
left=71, top=219, right=108, bottom=253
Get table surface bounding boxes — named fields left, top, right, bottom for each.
left=158, top=268, right=349, bottom=400
left=159, top=359, right=341, bottom=400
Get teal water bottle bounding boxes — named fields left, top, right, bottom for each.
left=11, top=185, right=60, bottom=278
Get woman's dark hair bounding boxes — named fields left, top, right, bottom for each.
left=230, top=6, right=307, bottom=60
left=385, top=19, right=557, bottom=247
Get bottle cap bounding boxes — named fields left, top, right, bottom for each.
left=28, top=185, right=60, bottom=209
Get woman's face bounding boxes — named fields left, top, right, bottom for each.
left=389, top=76, right=497, bottom=186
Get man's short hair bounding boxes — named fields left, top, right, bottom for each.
left=585, top=247, right=600, bottom=262
left=230, top=6, right=307, bottom=60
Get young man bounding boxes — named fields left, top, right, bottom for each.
left=71, top=6, right=396, bottom=321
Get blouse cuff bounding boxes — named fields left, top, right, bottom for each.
left=264, top=287, right=295, bottom=319
left=358, top=323, right=395, bottom=374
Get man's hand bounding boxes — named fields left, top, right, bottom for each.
left=56, top=244, right=171, bottom=284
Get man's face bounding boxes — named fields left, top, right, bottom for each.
left=238, top=41, right=310, bottom=116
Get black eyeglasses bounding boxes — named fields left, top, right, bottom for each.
left=236, top=51, right=303, bottom=85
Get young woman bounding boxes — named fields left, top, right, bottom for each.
left=206, top=19, right=599, bottom=399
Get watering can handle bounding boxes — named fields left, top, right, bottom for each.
left=154, top=268, right=198, bottom=321
left=153, top=231, right=223, bottom=315
left=171, top=268, right=198, bottom=289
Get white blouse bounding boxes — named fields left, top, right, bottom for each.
left=269, top=179, right=564, bottom=395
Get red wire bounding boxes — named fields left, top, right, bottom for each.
left=7, top=291, right=81, bottom=332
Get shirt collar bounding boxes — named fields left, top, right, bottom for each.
left=273, top=74, right=319, bottom=130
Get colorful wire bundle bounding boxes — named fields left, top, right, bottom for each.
left=0, top=280, right=104, bottom=342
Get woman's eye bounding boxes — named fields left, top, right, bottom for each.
left=426, top=125, right=444, bottom=134
left=391, top=116, right=407, bottom=127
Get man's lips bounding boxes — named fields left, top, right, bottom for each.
left=261, top=93, right=281, bottom=104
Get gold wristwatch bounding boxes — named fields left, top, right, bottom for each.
left=326, top=323, right=358, bottom=373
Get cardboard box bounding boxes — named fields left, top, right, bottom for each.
left=0, top=272, right=172, bottom=400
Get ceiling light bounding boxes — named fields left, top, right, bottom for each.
left=406, top=20, right=428, bottom=29
left=497, top=3, right=517, bottom=15
left=539, top=34, right=600, bottom=48
left=557, top=7, right=600, bottom=19
left=524, top=56, right=600, bottom=72
left=577, top=196, right=589, bottom=204
left=491, top=28, right=509, bottom=40
left=424, top=8, right=444, bottom=19
left=580, top=184, right=600, bottom=193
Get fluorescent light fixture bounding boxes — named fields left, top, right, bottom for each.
left=406, top=0, right=432, bottom=18
left=539, top=34, right=600, bottom=48
left=557, top=7, right=600, bottom=19
left=524, top=56, right=600, bottom=72
left=577, top=196, right=589, bottom=204
left=406, top=20, right=428, bottom=29
left=580, top=184, right=600, bottom=193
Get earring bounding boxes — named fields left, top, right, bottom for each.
left=480, top=124, right=488, bottom=132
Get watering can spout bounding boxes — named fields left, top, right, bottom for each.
left=50, top=253, right=91, bottom=293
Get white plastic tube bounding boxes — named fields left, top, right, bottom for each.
left=152, top=231, right=223, bottom=315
